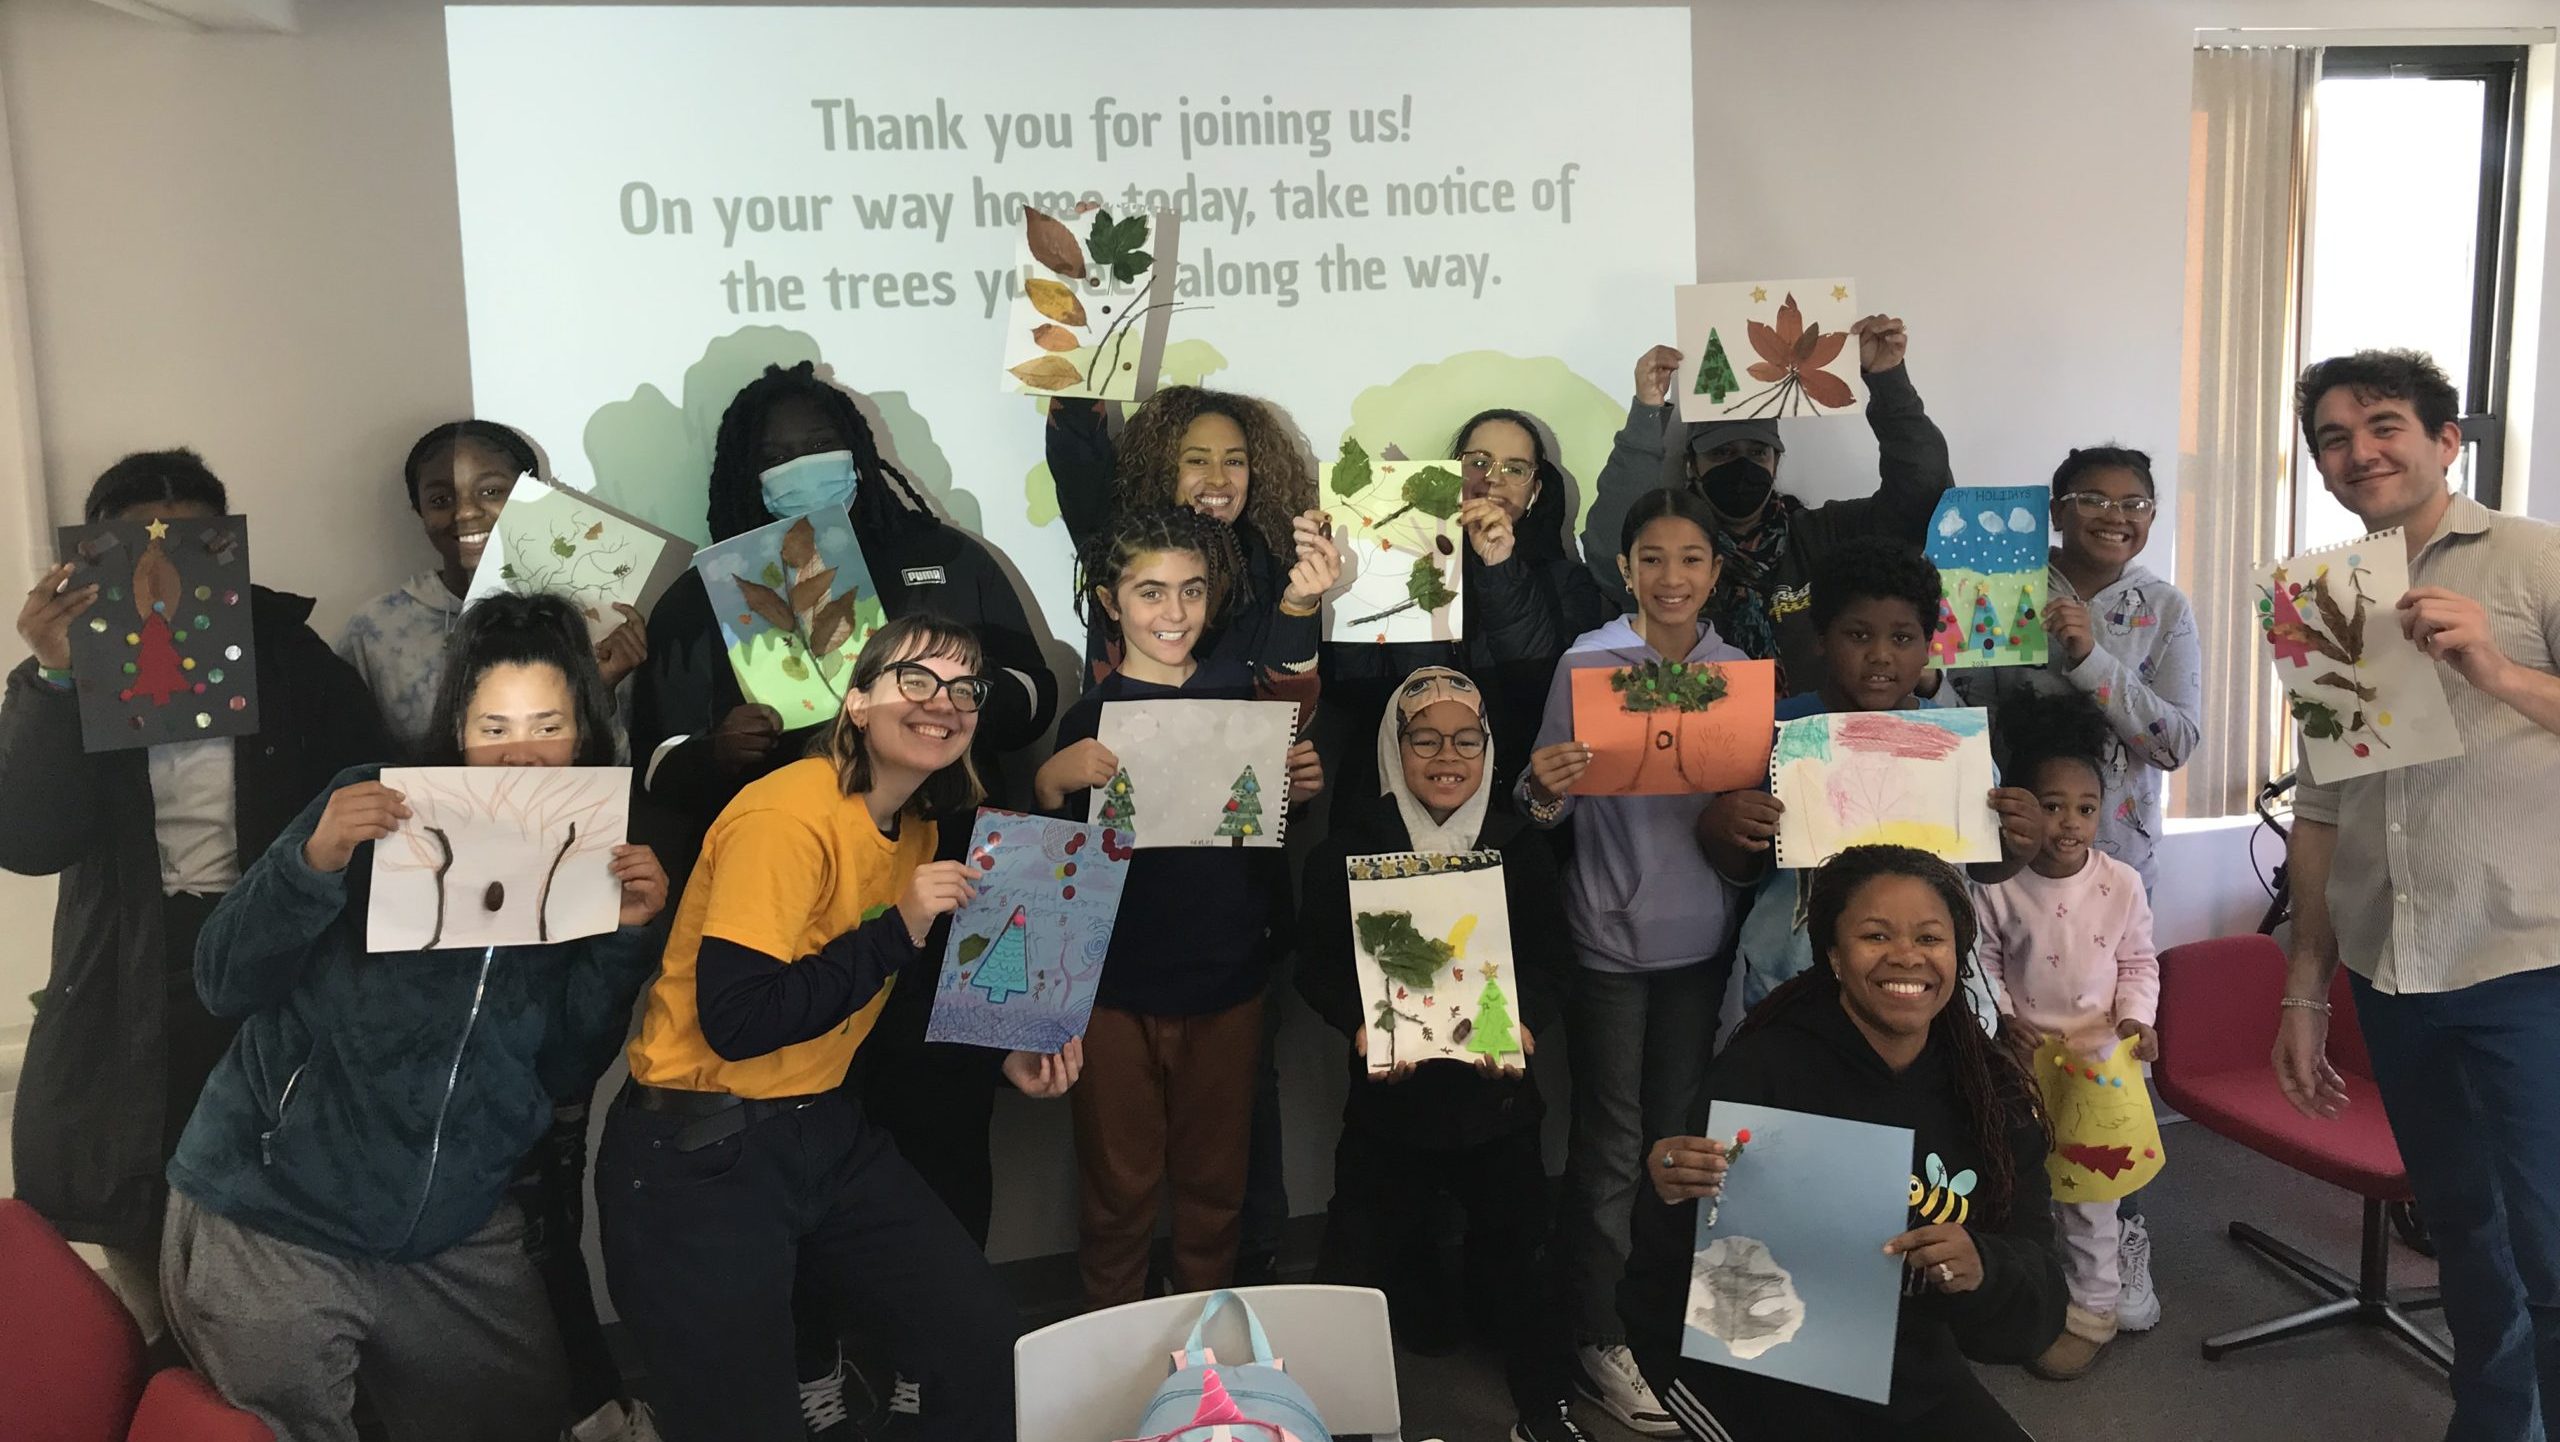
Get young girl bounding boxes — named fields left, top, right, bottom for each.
left=2, top=449, right=388, bottom=1345
left=1975, top=690, right=2160, bottom=1380
left=1625, top=846, right=2066, bottom=1441
left=161, top=593, right=666, bottom=1442
left=602, top=615, right=1078, bottom=1442
left=1297, top=666, right=1583, bottom=1442
left=1035, top=506, right=1325, bottom=1308
left=1516, top=486, right=1746, bottom=1437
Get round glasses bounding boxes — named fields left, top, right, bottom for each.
left=883, top=661, right=992, bottom=712
left=1401, top=727, right=1487, bottom=759
left=2060, top=492, right=2157, bottom=519
left=1460, top=452, right=1537, bottom=486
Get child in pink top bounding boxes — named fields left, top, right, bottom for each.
left=1976, top=692, right=2159, bottom=1379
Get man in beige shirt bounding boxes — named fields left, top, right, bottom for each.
left=2275, top=350, right=2560, bottom=1442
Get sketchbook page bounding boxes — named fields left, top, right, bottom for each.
left=1319, top=446, right=1466, bottom=645
left=464, top=474, right=693, bottom=642
left=1684, top=1100, right=1912, bottom=1403
left=925, top=809, right=1135, bottom=1053
left=1091, top=698, right=1297, bottom=848
left=1001, top=206, right=1180, bottom=402
left=56, top=515, right=262, bottom=754
left=1925, top=488, right=2050, bottom=670
left=2035, top=1034, right=2165, bottom=1204
left=1571, top=658, right=1777, bottom=795
left=691, top=509, right=888, bottom=729
left=1344, top=851, right=1521, bottom=1073
left=1770, top=708, right=1999, bottom=868
left=1674, top=279, right=1866, bottom=424
left=366, top=767, right=631, bottom=953
left=2254, top=529, right=2464, bottom=783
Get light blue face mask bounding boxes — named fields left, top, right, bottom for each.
left=758, top=449, right=860, bottom=519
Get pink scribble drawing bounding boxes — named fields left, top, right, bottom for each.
left=1833, top=711, right=1967, bottom=761
left=1828, top=760, right=1912, bottom=833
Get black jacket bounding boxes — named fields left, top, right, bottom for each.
left=1620, top=992, right=2066, bottom=1424
left=1580, top=365, right=1954, bottom=697
left=1296, top=804, right=1567, bottom=1151
left=0, top=588, right=390, bottom=1248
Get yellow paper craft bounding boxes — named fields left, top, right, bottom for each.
left=2032, top=1034, right=2165, bottom=1203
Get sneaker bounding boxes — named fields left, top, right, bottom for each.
left=799, top=1361, right=862, bottom=1442
left=1573, top=1345, right=1679, bottom=1437
left=2028, top=1304, right=2119, bottom=1381
left=871, top=1374, right=923, bottom=1440
left=2116, top=1214, right=2162, bottom=1332
left=1508, top=1402, right=1595, bottom=1442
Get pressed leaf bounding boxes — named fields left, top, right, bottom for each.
left=1799, top=368, right=1857, bottom=410
left=1330, top=436, right=1373, bottom=498
left=780, top=517, right=817, bottom=570
left=809, top=592, right=860, bottom=656
left=1745, top=357, right=1788, bottom=383
left=584, top=520, right=606, bottom=540
left=789, top=568, right=837, bottom=615
left=1747, top=318, right=1790, bottom=369
left=959, top=934, right=991, bottom=966
left=734, top=577, right=795, bottom=633
left=2270, top=621, right=2353, bottom=666
left=1025, top=210, right=1087, bottom=280
left=1804, top=328, right=1849, bottom=370
left=1010, top=355, right=1084, bottom=391
left=1356, top=910, right=1451, bottom=990
left=1032, top=323, right=1079, bottom=353
left=1025, top=278, right=1089, bottom=327
left=2311, top=575, right=2358, bottom=660
left=2312, top=670, right=2380, bottom=702
left=550, top=536, right=576, bottom=559
left=1406, top=555, right=1457, bottom=612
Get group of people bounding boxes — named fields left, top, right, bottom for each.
left=4, top=326, right=2551, bottom=1442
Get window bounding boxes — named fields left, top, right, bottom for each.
left=2295, top=47, right=2528, bottom=551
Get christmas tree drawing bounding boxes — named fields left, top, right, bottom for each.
left=1214, top=764, right=1264, bottom=846
left=1693, top=327, right=1740, bottom=404
left=1097, top=766, right=1137, bottom=838
left=966, top=907, right=1032, bottom=1004
left=1467, top=976, right=1518, bottom=1057
left=120, top=521, right=189, bottom=706
left=2008, top=585, right=2044, bottom=663
left=1967, top=585, right=2003, bottom=662
left=1930, top=596, right=1964, bottom=667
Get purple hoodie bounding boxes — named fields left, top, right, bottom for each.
left=1517, top=616, right=1745, bottom=972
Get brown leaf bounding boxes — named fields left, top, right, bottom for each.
left=1747, top=318, right=1790, bottom=369
left=584, top=520, right=606, bottom=541
left=2311, top=574, right=2358, bottom=661
left=779, top=517, right=817, bottom=569
left=1032, top=323, right=1079, bottom=353
left=1025, top=278, right=1088, bottom=327
left=2271, top=621, right=2354, bottom=666
left=1010, top=355, right=1084, bottom=391
left=2312, top=670, right=2380, bottom=702
left=789, top=568, right=837, bottom=615
left=809, top=593, right=859, bottom=657
left=1803, top=327, right=1849, bottom=370
left=1025, top=209, right=1087, bottom=281
left=734, top=577, right=795, bottom=633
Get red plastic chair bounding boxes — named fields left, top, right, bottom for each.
left=2153, top=935, right=2448, bottom=1368
left=0, top=1197, right=148, bottom=1441
left=125, top=1368, right=273, bottom=1442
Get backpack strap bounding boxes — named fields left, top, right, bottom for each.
left=1181, top=1289, right=1279, bottom=1368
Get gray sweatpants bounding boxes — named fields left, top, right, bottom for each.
left=161, top=1190, right=568, bottom=1442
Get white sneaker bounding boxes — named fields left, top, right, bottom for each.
left=1573, top=1344, right=1679, bottom=1437
left=2117, top=1213, right=2162, bottom=1332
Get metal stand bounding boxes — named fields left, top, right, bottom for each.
left=2202, top=1199, right=2451, bottom=1371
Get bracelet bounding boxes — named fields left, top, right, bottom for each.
left=1278, top=597, right=1321, bottom=618
left=2278, top=996, right=2332, bottom=1015
left=1523, top=791, right=1566, bottom=824
left=34, top=664, right=73, bottom=690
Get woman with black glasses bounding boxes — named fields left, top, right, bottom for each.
left=599, top=614, right=1081, bottom=1442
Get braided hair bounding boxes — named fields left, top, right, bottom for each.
left=1111, top=386, right=1314, bottom=564
left=1074, top=504, right=1245, bottom=646
left=1737, top=844, right=2049, bottom=1227
left=704, top=362, right=939, bottom=543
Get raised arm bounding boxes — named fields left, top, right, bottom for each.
left=1579, top=345, right=1685, bottom=600
left=1045, top=397, right=1120, bottom=554
left=1798, top=321, right=1953, bottom=546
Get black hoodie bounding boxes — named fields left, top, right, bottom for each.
left=1619, top=990, right=2066, bottom=1425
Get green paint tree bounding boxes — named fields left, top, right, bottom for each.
left=1693, top=328, right=1740, bottom=403
left=1467, top=978, right=1519, bottom=1057
left=1098, top=766, right=1137, bottom=836
left=1214, top=765, right=1264, bottom=845
left=967, top=908, right=1031, bottom=1004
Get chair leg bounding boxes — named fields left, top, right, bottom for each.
left=2229, top=1221, right=2357, bottom=1297
left=2202, top=1297, right=2363, bottom=1358
left=2201, top=1200, right=2450, bottom=1374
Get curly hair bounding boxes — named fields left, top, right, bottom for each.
left=705, top=362, right=938, bottom=543
left=1810, top=536, right=1944, bottom=634
left=1074, top=504, right=1245, bottom=646
left=1993, top=687, right=2113, bottom=797
left=1110, top=385, right=1314, bottom=559
left=1738, top=844, right=2048, bottom=1227
left=823, top=613, right=986, bottom=818
left=2296, top=349, right=2459, bottom=449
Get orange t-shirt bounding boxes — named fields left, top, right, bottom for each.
left=628, top=758, right=934, bottom=1098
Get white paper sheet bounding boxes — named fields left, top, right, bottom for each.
left=367, top=766, right=631, bottom=952
left=1091, top=698, right=1297, bottom=849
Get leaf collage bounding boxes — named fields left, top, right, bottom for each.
left=1319, top=437, right=1466, bottom=643
left=1004, top=205, right=1173, bottom=399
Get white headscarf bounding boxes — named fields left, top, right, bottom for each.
left=1375, top=666, right=1494, bottom=855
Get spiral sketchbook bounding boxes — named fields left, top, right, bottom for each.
left=1091, top=698, right=1298, bottom=848
left=2254, top=529, right=2463, bottom=783
left=1769, top=707, right=2000, bottom=869
left=1345, top=850, right=1522, bottom=1073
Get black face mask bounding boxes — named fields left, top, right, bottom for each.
left=1699, top=456, right=1776, bottom=519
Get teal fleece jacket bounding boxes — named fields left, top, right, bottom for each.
left=168, top=765, right=662, bottom=1263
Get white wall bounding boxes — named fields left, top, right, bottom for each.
left=1, top=0, right=2550, bottom=1256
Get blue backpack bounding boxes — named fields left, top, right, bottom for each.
left=1122, top=1290, right=1332, bottom=1442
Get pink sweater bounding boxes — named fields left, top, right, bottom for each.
left=1975, top=851, right=2159, bottom=1058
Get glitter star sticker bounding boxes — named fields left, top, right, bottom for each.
left=1750, top=286, right=1768, bottom=304
left=1831, top=284, right=1850, bottom=302
left=144, top=519, right=169, bottom=540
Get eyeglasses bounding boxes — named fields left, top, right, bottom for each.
left=2060, top=493, right=2157, bottom=519
left=1401, top=727, right=1487, bottom=759
left=1460, top=452, right=1537, bottom=486
left=882, top=662, right=992, bottom=713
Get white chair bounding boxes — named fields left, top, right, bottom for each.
left=1014, top=1284, right=1405, bottom=1442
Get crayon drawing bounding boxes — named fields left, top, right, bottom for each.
left=464, top=475, right=693, bottom=642
left=1572, top=658, right=1778, bottom=795
left=1092, top=698, right=1297, bottom=849
left=1675, top=279, right=1866, bottom=423
left=2254, top=530, right=2463, bottom=783
left=366, top=766, right=629, bottom=953
left=1924, top=488, right=2049, bottom=670
left=57, top=515, right=260, bottom=753
left=691, top=509, right=886, bottom=725
left=1321, top=439, right=1466, bottom=645
left=1770, top=707, right=2000, bottom=868
left=1345, top=851, right=1521, bottom=1073
left=925, top=811, right=1135, bottom=1053
left=1002, top=205, right=1181, bottom=402
left=2032, top=1034, right=2166, bottom=1205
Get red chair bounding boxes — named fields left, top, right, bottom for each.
left=0, top=1197, right=148, bottom=1441
left=2153, top=935, right=2448, bottom=1368
left=125, top=1368, right=273, bottom=1442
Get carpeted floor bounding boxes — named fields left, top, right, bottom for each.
left=1383, top=1119, right=2452, bottom=1442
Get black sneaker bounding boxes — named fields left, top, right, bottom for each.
left=870, top=1373, right=923, bottom=1441
left=798, top=1360, right=866, bottom=1442
left=1509, top=1403, right=1595, bottom=1442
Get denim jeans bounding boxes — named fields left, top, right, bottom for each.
left=2354, top=967, right=2560, bottom=1442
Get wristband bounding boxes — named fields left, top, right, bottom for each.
left=35, top=664, right=73, bottom=690
left=2278, top=996, right=2332, bottom=1015
left=1278, top=597, right=1321, bottom=618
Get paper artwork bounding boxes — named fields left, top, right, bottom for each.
left=1002, top=205, right=1181, bottom=402
left=1684, top=1101, right=1912, bottom=1403
left=1770, top=707, right=2000, bottom=867
left=57, top=516, right=260, bottom=753
left=1091, top=698, right=1297, bottom=849
left=1320, top=439, right=1465, bottom=645
left=2254, top=530, right=2463, bottom=783
left=924, top=810, right=1136, bottom=1053
left=1571, top=658, right=1777, bottom=795
left=366, top=766, right=629, bottom=953
left=1345, top=851, right=1521, bottom=1072
left=2033, top=1034, right=2165, bottom=1204
left=1674, top=279, right=1866, bottom=423
left=1924, top=488, right=2049, bottom=670
left=463, top=475, right=693, bottom=642
left=691, top=509, right=887, bottom=726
